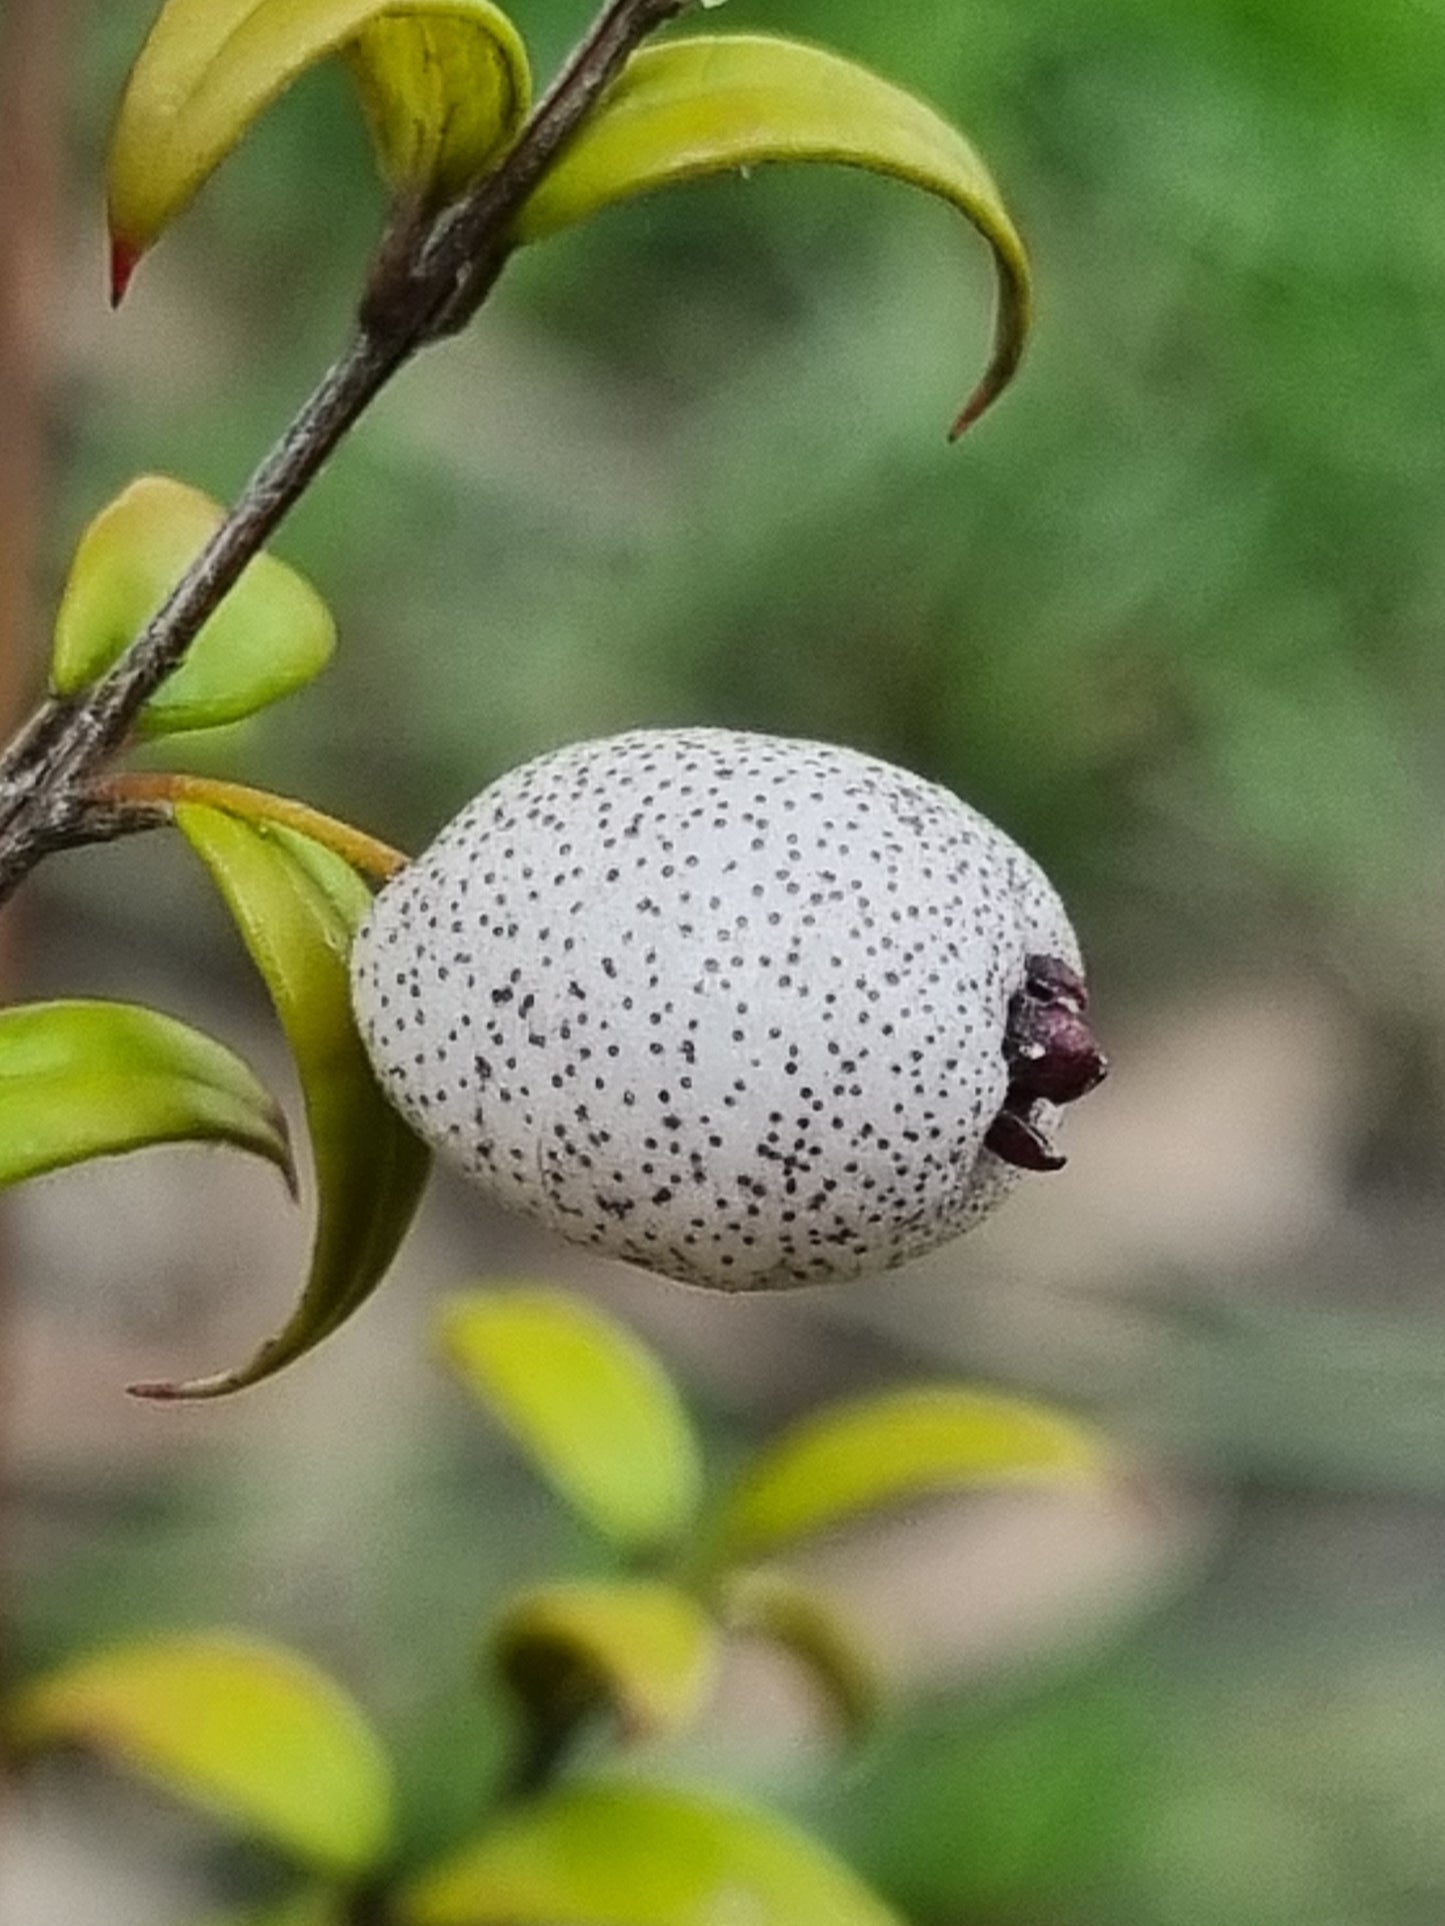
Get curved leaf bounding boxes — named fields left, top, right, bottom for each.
left=722, top=1571, right=880, bottom=1740
left=52, top=477, right=335, bottom=736
left=400, top=1781, right=902, bottom=1926
left=515, top=35, right=1031, bottom=436
left=437, top=1289, right=702, bottom=1553
left=492, top=1580, right=717, bottom=1745
left=710, top=1387, right=1110, bottom=1568
left=131, top=804, right=430, bottom=1399
left=7, top=1634, right=393, bottom=1877
left=108, top=0, right=531, bottom=296
left=0, top=998, right=293, bottom=1191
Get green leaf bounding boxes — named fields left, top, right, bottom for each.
left=52, top=477, right=336, bottom=736
left=108, top=0, right=531, bottom=295
left=436, top=1289, right=703, bottom=1553
left=131, top=804, right=430, bottom=1399
left=722, top=1571, right=881, bottom=1741
left=400, top=1781, right=903, bottom=1925
left=709, top=1388, right=1110, bottom=1568
left=492, top=1580, right=717, bottom=1745
left=0, top=998, right=293, bottom=1191
left=7, top=1634, right=393, bottom=1878
left=515, top=35, right=1031, bottom=436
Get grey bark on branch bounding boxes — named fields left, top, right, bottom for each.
left=0, top=0, right=688, bottom=908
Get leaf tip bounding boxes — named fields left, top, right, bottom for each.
left=126, top=1369, right=238, bottom=1403
left=276, top=1129, right=302, bottom=1204
left=951, top=271, right=1031, bottom=440
left=109, top=235, right=142, bottom=308
left=125, top=1377, right=184, bottom=1403
left=948, top=369, right=1005, bottom=441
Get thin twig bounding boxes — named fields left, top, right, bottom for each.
left=48, top=794, right=172, bottom=852
left=0, top=0, right=689, bottom=910
left=87, top=772, right=408, bottom=881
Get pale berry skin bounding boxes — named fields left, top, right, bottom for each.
left=350, top=729, right=1103, bottom=1291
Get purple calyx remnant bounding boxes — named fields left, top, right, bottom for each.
left=984, top=954, right=1108, bottom=1173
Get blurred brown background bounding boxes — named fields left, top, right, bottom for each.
left=10, top=2, right=1445, bottom=1922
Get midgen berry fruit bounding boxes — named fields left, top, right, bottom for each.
left=351, top=730, right=1105, bottom=1290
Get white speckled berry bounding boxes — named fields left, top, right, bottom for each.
left=351, top=729, right=1088, bottom=1290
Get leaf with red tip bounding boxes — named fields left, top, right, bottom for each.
left=7, top=1634, right=393, bottom=1876
left=110, top=237, right=142, bottom=308
left=108, top=0, right=531, bottom=294
left=130, top=805, right=430, bottom=1399
left=515, top=35, right=1031, bottom=436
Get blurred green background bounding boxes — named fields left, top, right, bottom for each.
left=13, top=1, right=1445, bottom=1922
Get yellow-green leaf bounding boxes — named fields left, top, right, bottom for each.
left=108, top=0, right=531, bottom=296
left=52, top=477, right=335, bottom=736
left=516, top=35, right=1031, bottom=436
left=8, top=1635, right=392, bottom=1877
left=0, top=998, right=293, bottom=1191
left=710, top=1388, right=1110, bottom=1568
left=722, top=1571, right=880, bottom=1741
left=400, top=1782, right=902, bottom=1926
left=437, top=1290, right=702, bottom=1553
left=492, top=1581, right=717, bottom=1745
left=131, top=805, right=430, bottom=1399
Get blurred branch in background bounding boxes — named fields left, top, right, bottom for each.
left=0, top=0, right=73, bottom=1681
left=0, top=0, right=66, bottom=734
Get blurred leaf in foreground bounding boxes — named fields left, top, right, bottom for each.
left=722, top=1570, right=881, bottom=1740
left=437, top=1289, right=703, bottom=1554
left=709, top=1386, right=1111, bottom=1568
left=491, top=1580, right=717, bottom=1746
left=400, top=1780, right=902, bottom=1925
left=8, top=1634, right=393, bottom=1878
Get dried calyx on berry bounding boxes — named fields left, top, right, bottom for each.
left=350, top=729, right=1107, bottom=1290
left=985, top=955, right=1107, bottom=1173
